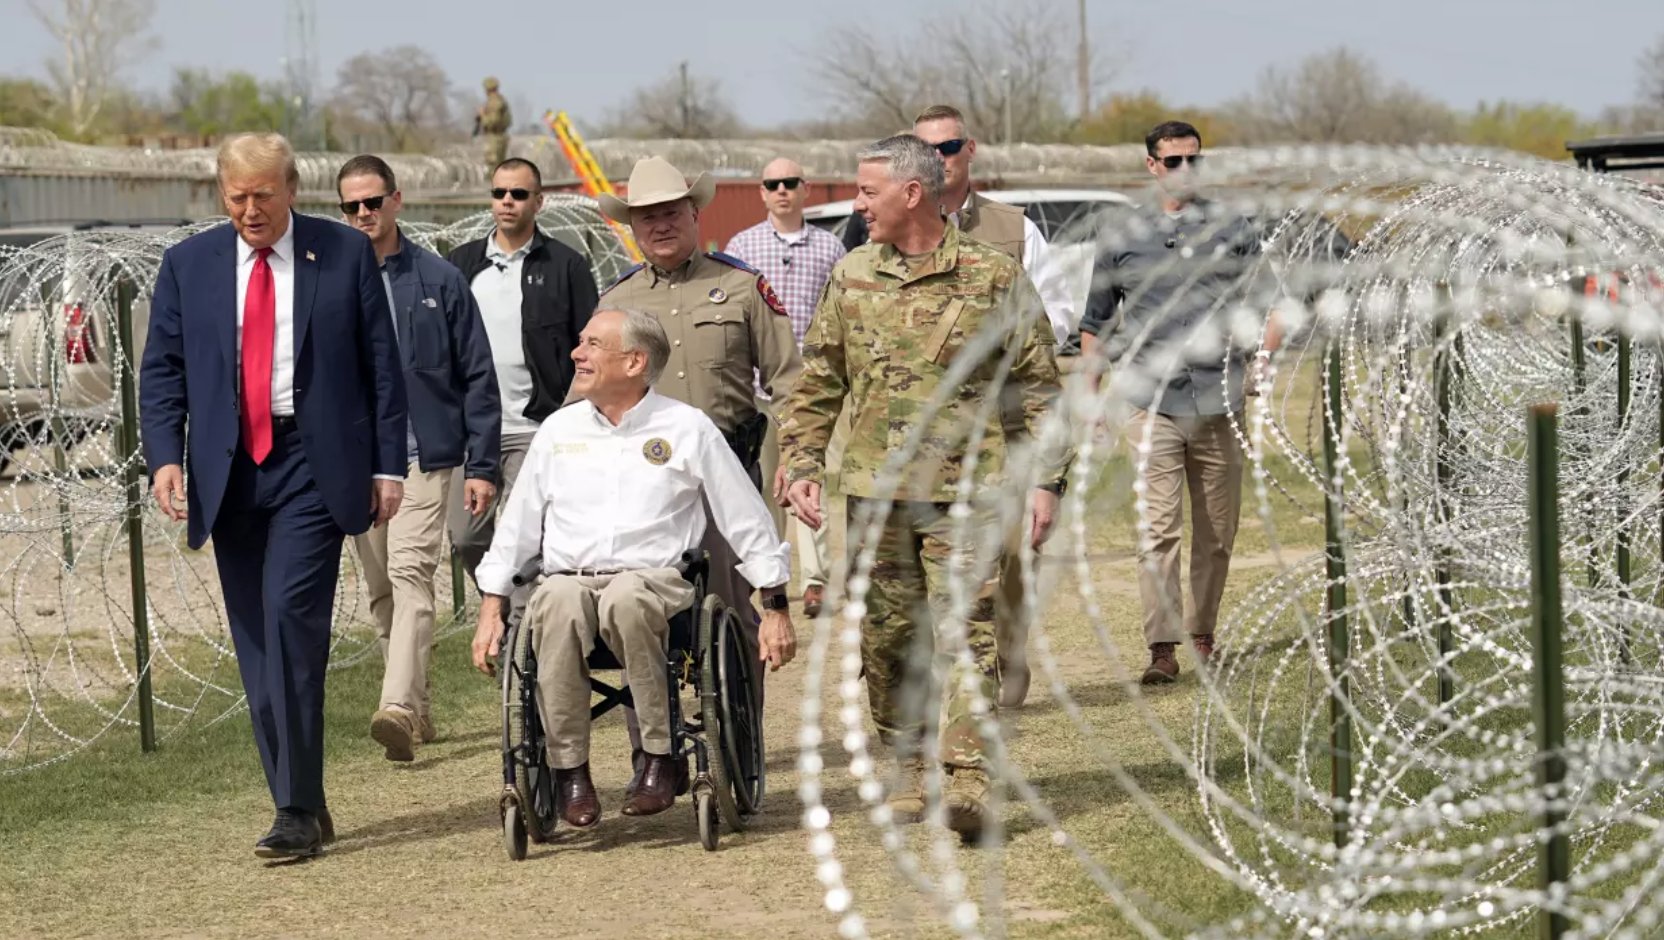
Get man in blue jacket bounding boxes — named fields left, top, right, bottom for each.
left=337, top=155, right=502, bottom=762
left=142, top=133, right=408, bottom=858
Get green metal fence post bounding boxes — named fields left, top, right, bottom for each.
left=1432, top=287, right=1459, bottom=712
left=1322, top=340, right=1353, bottom=848
left=1527, top=403, right=1569, bottom=940
left=1617, top=331, right=1633, bottom=663
left=116, top=280, right=156, bottom=753
left=451, top=548, right=466, bottom=622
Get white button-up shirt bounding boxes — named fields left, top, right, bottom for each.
left=475, top=390, right=791, bottom=597
left=235, top=213, right=297, bottom=417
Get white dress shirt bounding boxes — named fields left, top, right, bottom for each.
left=469, top=235, right=539, bottom=435
left=235, top=214, right=297, bottom=417
left=475, top=390, right=792, bottom=597
left=950, top=198, right=1078, bottom=347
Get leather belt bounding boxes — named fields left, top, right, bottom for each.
left=271, top=415, right=299, bottom=432
left=553, top=568, right=624, bottom=578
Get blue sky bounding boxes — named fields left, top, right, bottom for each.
left=2, top=0, right=1660, bottom=130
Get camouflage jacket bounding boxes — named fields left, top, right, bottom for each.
left=479, top=92, right=511, bottom=133
left=780, top=225, right=1065, bottom=502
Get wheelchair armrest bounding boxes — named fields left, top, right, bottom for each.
left=510, top=556, right=542, bottom=588
left=676, top=549, right=709, bottom=585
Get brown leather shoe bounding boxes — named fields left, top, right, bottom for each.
left=803, top=584, right=825, bottom=618
left=370, top=707, right=417, bottom=761
left=622, top=753, right=678, bottom=817
left=1192, top=633, right=1216, bottom=665
left=1141, top=643, right=1179, bottom=685
left=555, top=764, right=600, bottom=829
left=626, top=748, right=689, bottom=798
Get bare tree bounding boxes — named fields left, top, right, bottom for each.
left=1641, top=34, right=1664, bottom=112
left=804, top=0, right=1111, bottom=142
left=1229, top=47, right=1458, bottom=145
left=28, top=0, right=158, bottom=138
left=331, top=45, right=456, bottom=151
left=598, top=63, right=740, bottom=139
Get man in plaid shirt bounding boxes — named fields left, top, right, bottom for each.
left=725, top=157, right=846, bottom=618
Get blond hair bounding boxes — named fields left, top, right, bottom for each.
left=216, top=132, right=300, bottom=190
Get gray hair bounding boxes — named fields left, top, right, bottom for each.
left=611, top=308, right=671, bottom=386
left=856, top=134, right=944, bottom=204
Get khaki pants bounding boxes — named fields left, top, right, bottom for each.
left=451, top=430, right=536, bottom=622
left=1126, top=409, right=1244, bottom=646
left=528, top=569, right=695, bottom=770
left=354, top=464, right=455, bottom=715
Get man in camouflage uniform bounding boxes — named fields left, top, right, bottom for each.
left=476, top=77, right=512, bottom=169
left=595, top=155, right=801, bottom=793
left=782, top=135, right=1067, bottom=839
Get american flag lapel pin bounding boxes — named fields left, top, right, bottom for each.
left=305, top=250, right=316, bottom=262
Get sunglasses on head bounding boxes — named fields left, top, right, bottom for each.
left=491, top=187, right=533, bottom=201
left=931, top=138, right=967, bottom=156
left=762, top=177, right=802, bottom=191
left=1158, top=154, right=1204, bottom=169
left=339, top=194, right=389, bottom=214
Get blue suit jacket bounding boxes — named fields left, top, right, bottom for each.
left=140, top=213, right=408, bottom=549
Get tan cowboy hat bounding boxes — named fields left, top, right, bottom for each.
left=598, top=156, right=715, bottom=223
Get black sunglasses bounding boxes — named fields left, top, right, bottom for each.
left=491, top=187, right=534, bottom=201
left=1158, top=154, right=1204, bottom=169
left=762, top=177, right=802, bottom=191
left=931, top=138, right=967, bottom=156
left=339, top=194, right=390, bottom=214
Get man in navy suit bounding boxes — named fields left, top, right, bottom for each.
left=141, top=132, right=408, bottom=859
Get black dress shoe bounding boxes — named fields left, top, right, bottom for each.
left=554, top=764, right=600, bottom=829
left=318, top=806, right=335, bottom=845
left=255, top=809, right=322, bottom=860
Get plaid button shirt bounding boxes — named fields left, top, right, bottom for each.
left=723, top=220, right=846, bottom=343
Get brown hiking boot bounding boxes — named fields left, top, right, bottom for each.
left=370, top=706, right=418, bottom=762
left=417, top=712, right=437, bottom=744
left=886, top=756, right=927, bottom=824
left=1141, top=643, right=1179, bottom=685
left=803, top=584, right=825, bottom=618
left=943, top=766, right=991, bottom=839
left=1192, top=633, right=1216, bottom=666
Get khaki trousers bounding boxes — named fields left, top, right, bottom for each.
left=528, top=568, right=695, bottom=770
left=353, top=464, right=455, bottom=715
left=451, top=430, right=536, bottom=623
left=1126, top=409, right=1244, bottom=646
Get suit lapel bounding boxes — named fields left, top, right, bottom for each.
left=214, top=225, right=238, bottom=381
left=291, top=214, right=320, bottom=362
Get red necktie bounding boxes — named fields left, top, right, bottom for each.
left=240, top=246, right=275, bottom=464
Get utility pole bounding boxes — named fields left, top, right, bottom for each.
left=1077, top=0, right=1091, bottom=120
left=678, top=60, right=691, bottom=138
left=1001, top=68, right=1014, bottom=143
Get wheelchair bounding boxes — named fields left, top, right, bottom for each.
left=496, top=550, right=765, bottom=858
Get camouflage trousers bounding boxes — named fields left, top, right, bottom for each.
left=847, top=497, right=1002, bottom=769
left=482, top=134, right=508, bottom=168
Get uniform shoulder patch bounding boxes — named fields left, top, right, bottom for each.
left=755, top=274, right=789, bottom=317
left=602, top=262, right=645, bottom=293
left=705, top=250, right=758, bottom=274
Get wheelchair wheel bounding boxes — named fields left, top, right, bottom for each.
left=698, top=596, right=762, bottom=834
left=504, top=619, right=555, bottom=846
left=503, top=801, right=528, bottom=861
left=695, top=791, right=718, bottom=851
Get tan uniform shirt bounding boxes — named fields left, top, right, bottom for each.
left=599, top=252, right=801, bottom=436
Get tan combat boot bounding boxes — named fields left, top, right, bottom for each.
left=886, top=756, right=928, bottom=824
left=944, top=766, right=992, bottom=839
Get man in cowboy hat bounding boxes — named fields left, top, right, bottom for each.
left=595, top=155, right=801, bottom=795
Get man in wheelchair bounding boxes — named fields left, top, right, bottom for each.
left=469, top=308, right=795, bottom=827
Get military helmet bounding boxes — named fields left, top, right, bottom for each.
left=483, top=76, right=500, bottom=91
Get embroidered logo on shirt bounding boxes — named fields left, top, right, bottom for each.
left=707, top=287, right=727, bottom=304
left=642, top=438, right=672, bottom=465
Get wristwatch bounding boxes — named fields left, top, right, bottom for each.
left=760, top=591, right=790, bottom=611
left=1039, top=477, right=1068, bottom=496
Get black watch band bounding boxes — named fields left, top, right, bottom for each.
left=1039, top=478, right=1067, bottom=496
left=760, top=592, right=790, bottom=611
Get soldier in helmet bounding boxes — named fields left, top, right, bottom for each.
left=475, top=77, right=512, bottom=168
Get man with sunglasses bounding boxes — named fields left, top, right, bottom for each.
left=723, top=157, right=846, bottom=620
left=337, top=155, right=502, bottom=762
left=447, top=157, right=600, bottom=632
left=1079, top=120, right=1269, bottom=686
